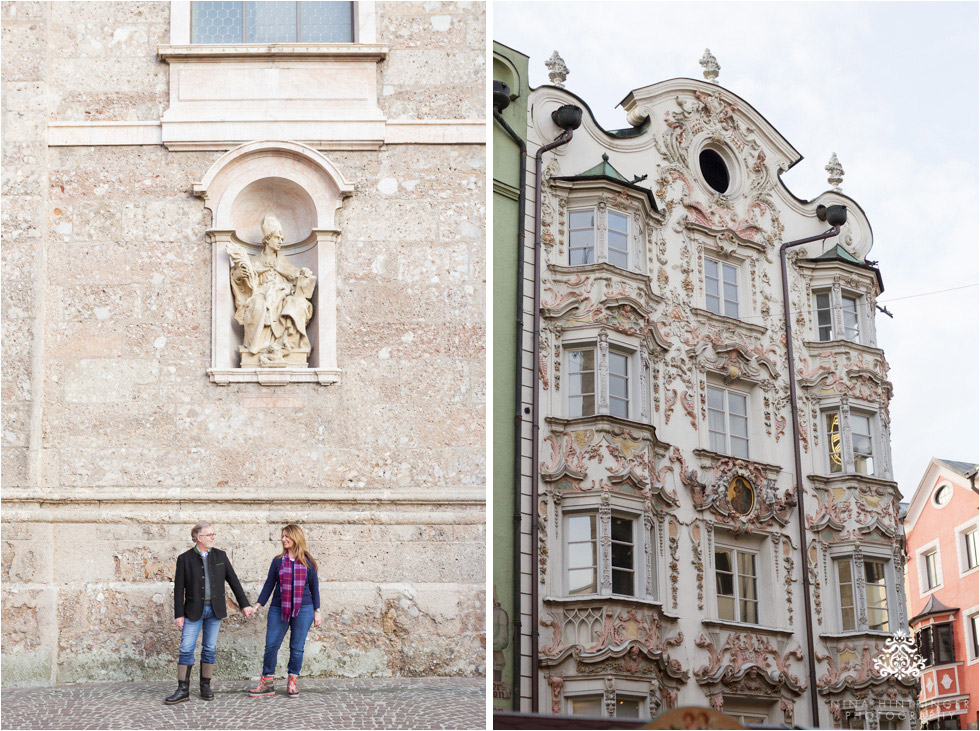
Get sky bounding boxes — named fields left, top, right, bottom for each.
left=494, top=1, right=980, bottom=499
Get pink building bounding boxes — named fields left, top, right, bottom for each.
left=904, top=458, right=979, bottom=730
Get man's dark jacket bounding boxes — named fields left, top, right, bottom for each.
left=173, top=547, right=250, bottom=621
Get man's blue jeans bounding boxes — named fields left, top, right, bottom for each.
left=178, top=604, right=222, bottom=665
left=262, top=603, right=314, bottom=676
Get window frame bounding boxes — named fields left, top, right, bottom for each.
left=821, top=405, right=879, bottom=477
left=568, top=208, right=597, bottom=266
left=704, top=256, right=740, bottom=319
left=706, top=384, right=750, bottom=459
left=186, top=1, right=359, bottom=44
left=966, top=610, right=980, bottom=663
left=610, top=513, right=637, bottom=597
left=564, top=512, right=598, bottom=597
left=606, top=209, right=631, bottom=271
left=916, top=538, right=944, bottom=597
left=833, top=551, right=895, bottom=633
left=812, top=286, right=864, bottom=344
left=714, top=544, right=760, bottom=625
left=917, top=622, right=956, bottom=667
left=563, top=339, right=639, bottom=422
left=956, top=519, right=979, bottom=575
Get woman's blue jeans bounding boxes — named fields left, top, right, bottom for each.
left=178, top=604, right=222, bottom=665
left=262, top=603, right=314, bottom=676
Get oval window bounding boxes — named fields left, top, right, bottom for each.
left=935, top=484, right=952, bottom=506
left=699, top=149, right=730, bottom=194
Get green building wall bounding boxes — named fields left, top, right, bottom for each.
left=491, top=41, right=528, bottom=710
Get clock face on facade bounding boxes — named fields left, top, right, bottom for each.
left=728, top=476, right=755, bottom=515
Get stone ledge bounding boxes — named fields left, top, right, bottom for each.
left=157, top=43, right=389, bottom=62
left=208, top=367, right=341, bottom=386
left=1, top=488, right=485, bottom=506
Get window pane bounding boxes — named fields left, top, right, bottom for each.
left=610, top=376, right=628, bottom=399
left=192, top=1, right=244, bottom=43
left=608, top=211, right=628, bottom=233
left=612, top=543, right=634, bottom=570
left=299, top=1, right=353, bottom=42
left=841, top=606, right=855, bottom=631
left=704, top=259, right=718, bottom=279
left=245, top=1, right=297, bottom=42
left=731, top=437, right=749, bottom=459
left=705, top=276, right=720, bottom=296
left=936, top=623, right=955, bottom=664
left=715, top=549, right=733, bottom=574
left=717, top=594, right=735, bottom=621
left=864, top=560, right=885, bottom=584
left=722, top=263, right=738, bottom=283
left=616, top=697, right=640, bottom=719
left=570, top=210, right=594, bottom=228
left=571, top=697, right=603, bottom=717
left=740, top=598, right=758, bottom=624
left=708, top=408, right=726, bottom=434
left=568, top=568, right=596, bottom=595
left=837, top=558, right=852, bottom=584
left=707, top=387, right=724, bottom=410
left=609, top=352, right=628, bottom=376
left=730, top=414, right=748, bottom=439
left=723, top=297, right=739, bottom=319
left=612, top=569, right=634, bottom=596
left=826, top=411, right=842, bottom=473
left=567, top=542, right=594, bottom=570
left=737, top=551, right=756, bottom=577
left=609, top=398, right=628, bottom=418
left=967, top=531, right=978, bottom=569
left=569, top=229, right=594, bottom=246
left=567, top=515, right=595, bottom=542
left=972, top=615, right=979, bottom=657
left=839, top=583, right=853, bottom=608
left=608, top=247, right=629, bottom=269
left=611, top=517, right=632, bottom=544
left=729, top=393, right=747, bottom=416
left=608, top=232, right=628, bottom=252
left=723, top=282, right=739, bottom=302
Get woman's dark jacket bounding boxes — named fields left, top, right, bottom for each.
left=256, top=555, right=321, bottom=610
left=173, top=547, right=250, bottom=621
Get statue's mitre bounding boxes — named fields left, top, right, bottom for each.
left=261, top=214, right=282, bottom=240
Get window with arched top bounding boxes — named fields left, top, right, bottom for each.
left=194, top=140, right=353, bottom=385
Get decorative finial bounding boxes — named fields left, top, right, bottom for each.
left=825, top=152, right=844, bottom=191
left=545, top=51, right=569, bottom=88
left=601, top=153, right=609, bottom=162
left=700, top=49, right=720, bottom=83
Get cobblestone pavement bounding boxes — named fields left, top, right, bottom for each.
left=1, top=677, right=486, bottom=730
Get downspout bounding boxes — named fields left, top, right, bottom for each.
left=531, top=104, right=582, bottom=714
left=492, top=82, right=526, bottom=713
left=779, top=203, right=847, bottom=728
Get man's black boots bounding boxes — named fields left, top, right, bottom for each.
left=164, top=664, right=192, bottom=704
left=200, top=662, right=214, bottom=700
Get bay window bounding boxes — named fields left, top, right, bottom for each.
left=565, top=340, right=638, bottom=421
left=566, top=207, right=635, bottom=271
left=835, top=554, right=894, bottom=632
left=610, top=516, right=636, bottom=596
left=823, top=406, right=878, bottom=476
left=917, top=623, right=955, bottom=666
left=568, top=348, right=596, bottom=417
left=814, top=288, right=863, bottom=343
left=569, top=210, right=596, bottom=265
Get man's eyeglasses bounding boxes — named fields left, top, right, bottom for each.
left=199, top=533, right=216, bottom=538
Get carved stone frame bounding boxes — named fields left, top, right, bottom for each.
left=194, top=140, right=354, bottom=385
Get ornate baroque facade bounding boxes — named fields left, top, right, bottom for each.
left=1, top=1, right=485, bottom=685
left=518, top=55, right=916, bottom=727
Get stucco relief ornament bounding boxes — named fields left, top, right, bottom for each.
left=226, top=214, right=316, bottom=367
left=699, top=49, right=720, bottom=83
left=826, top=152, right=844, bottom=191
left=545, top=51, right=569, bottom=88
left=872, top=633, right=926, bottom=681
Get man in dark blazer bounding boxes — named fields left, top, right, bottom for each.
left=164, top=521, right=254, bottom=704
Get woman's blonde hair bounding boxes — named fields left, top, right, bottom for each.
left=280, top=524, right=317, bottom=571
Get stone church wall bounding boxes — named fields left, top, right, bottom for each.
left=1, top=1, right=486, bottom=686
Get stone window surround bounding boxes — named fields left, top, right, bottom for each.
left=556, top=490, right=663, bottom=604
left=170, top=1, right=377, bottom=44
left=829, top=544, right=898, bottom=635
left=915, top=538, right=944, bottom=598
left=561, top=677, right=654, bottom=718
left=562, top=330, right=649, bottom=423
left=194, top=139, right=353, bottom=385
left=818, top=397, right=884, bottom=479
left=954, top=517, right=979, bottom=576
left=963, top=607, right=979, bottom=664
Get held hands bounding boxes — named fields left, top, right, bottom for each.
left=314, top=610, right=322, bottom=628
left=242, top=606, right=255, bottom=619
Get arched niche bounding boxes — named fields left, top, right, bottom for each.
left=194, top=140, right=353, bottom=385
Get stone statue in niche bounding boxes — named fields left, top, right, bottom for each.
left=226, top=214, right=316, bottom=367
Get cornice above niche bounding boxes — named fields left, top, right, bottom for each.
left=157, top=43, right=388, bottom=151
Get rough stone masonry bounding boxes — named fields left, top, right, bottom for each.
left=1, top=0, right=486, bottom=686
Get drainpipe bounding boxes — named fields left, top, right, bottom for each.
left=779, top=203, right=847, bottom=728
left=492, top=81, right=526, bottom=713
left=531, top=104, right=582, bottom=714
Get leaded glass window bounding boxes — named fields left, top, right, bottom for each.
left=191, top=1, right=354, bottom=44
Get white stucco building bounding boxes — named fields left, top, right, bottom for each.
left=515, top=52, right=915, bottom=728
